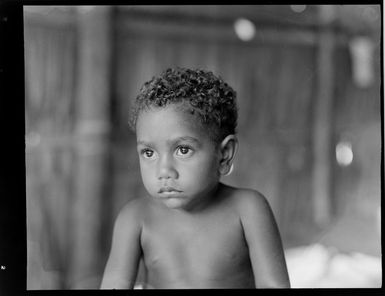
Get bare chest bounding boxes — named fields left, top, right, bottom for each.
left=140, top=210, right=251, bottom=284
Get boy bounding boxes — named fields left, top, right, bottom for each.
left=100, top=68, right=290, bottom=289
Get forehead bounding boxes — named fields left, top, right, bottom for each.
left=135, top=105, right=210, bottom=143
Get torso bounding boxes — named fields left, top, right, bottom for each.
left=139, top=184, right=255, bottom=288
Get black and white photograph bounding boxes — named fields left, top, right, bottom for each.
left=18, top=4, right=384, bottom=290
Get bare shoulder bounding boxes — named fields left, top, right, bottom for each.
left=223, top=186, right=290, bottom=288
left=114, top=197, right=148, bottom=230
left=223, top=184, right=272, bottom=218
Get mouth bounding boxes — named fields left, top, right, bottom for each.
left=158, top=186, right=182, bottom=194
left=158, top=186, right=183, bottom=198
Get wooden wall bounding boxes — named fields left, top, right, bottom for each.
left=24, top=5, right=381, bottom=289
left=25, top=8, right=78, bottom=289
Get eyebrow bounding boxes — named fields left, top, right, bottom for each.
left=137, top=136, right=201, bottom=146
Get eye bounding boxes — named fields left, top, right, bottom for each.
left=176, top=146, right=193, bottom=157
left=141, top=149, right=156, bottom=159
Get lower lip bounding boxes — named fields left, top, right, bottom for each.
left=159, top=191, right=182, bottom=197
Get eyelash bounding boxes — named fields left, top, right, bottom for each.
left=175, top=145, right=193, bottom=157
left=140, top=146, right=194, bottom=159
left=141, top=148, right=156, bottom=159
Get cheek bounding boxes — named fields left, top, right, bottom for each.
left=139, top=162, right=156, bottom=188
left=182, top=155, right=219, bottom=182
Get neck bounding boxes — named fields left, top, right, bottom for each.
left=178, top=182, right=222, bottom=213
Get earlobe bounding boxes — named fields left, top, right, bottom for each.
left=219, top=135, right=238, bottom=176
left=220, top=134, right=239, bottom=161
left=223, top=163, right=234, bottom=176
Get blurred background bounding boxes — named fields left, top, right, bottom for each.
left=24, top=5, right=382, bottom=289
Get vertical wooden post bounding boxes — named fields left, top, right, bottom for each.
left=69, top=6, right=112, bottom=289
left=311, top=5, right=336, bottom=227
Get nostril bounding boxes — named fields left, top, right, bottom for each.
left=157, top=166, right=178, bottom=180
left=156, top=156, right=178, bottom=180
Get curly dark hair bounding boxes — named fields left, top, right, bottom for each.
left=129, top=67, right=238, bottom=143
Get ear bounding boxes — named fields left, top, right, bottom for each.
left=218, top=135, right=239, bottom=175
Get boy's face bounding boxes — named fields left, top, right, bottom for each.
left=136, top=104, right=220, bottom=210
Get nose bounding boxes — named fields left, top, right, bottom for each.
left=157, top=155, right=178, bottom=180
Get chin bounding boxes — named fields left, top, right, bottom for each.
left=162, top=198, right=187, bottom=209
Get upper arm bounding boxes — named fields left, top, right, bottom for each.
left=239, top=191, right=290, bottom=288
left=100, top=199, right=143, bottom=289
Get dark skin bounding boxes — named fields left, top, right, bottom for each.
left=100, top=105, right=290, bottom=289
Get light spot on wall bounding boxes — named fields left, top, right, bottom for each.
left=234, top=18, right=255, bottom=42
left=290, top=5, right=307, bottom=13
left=336, top=141, right=354, bottom=167
left=349, top=37, right=375, bottom=88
